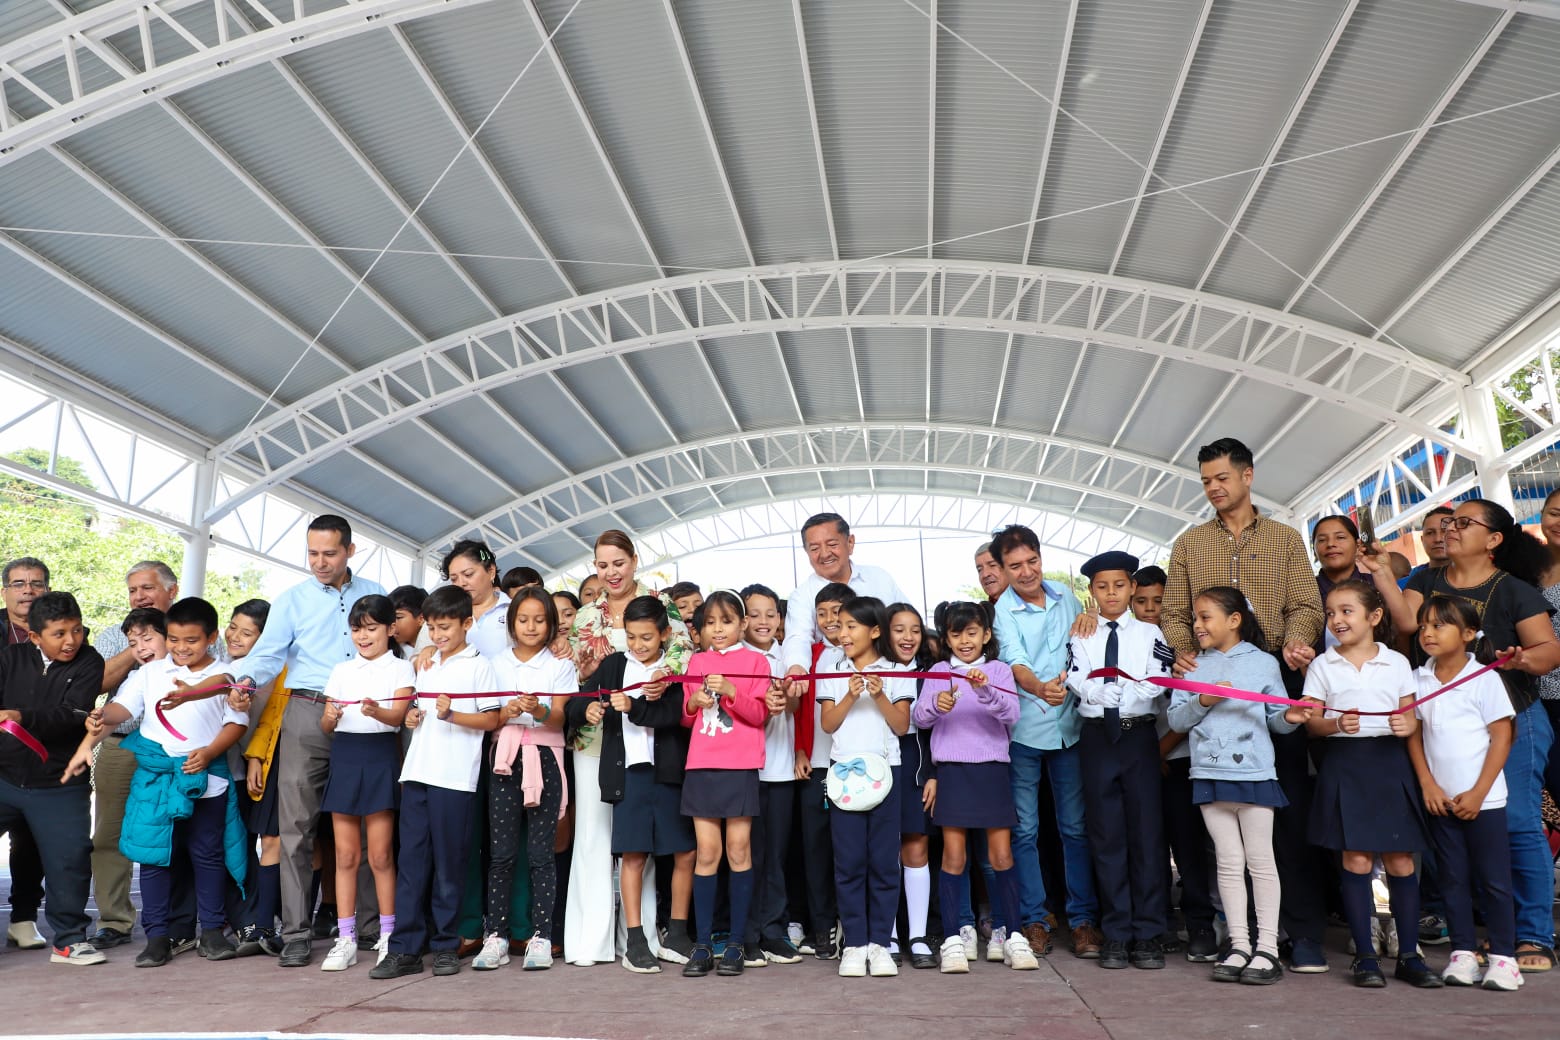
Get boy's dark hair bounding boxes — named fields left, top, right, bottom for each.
left=1196, top=437, right=1254, bottom=470
left=422, top=585, right=474, bottom=623
left=231, top=598, right=269, bottom=631
left=552, top=588, right=582, bottom=611
left=814, top=581, right=853, bottom=607
left=801, top=512, right=849, bottom=540
left=120, top=607, right=166, bottom=637
left=940, top=601, right=1000, bottom=661
left=623, top=594, right=669, bottom=629
left=26, top=591, right=80, bottom=632
left=389, top=584, right=428, bottom=616
left=500, top=566, right=544, bottom=593
left=1192, top=586, right=1265, bottom=649
left=1424, top=505, right=1455, bottom=523
left=307, top=513, right=353, bottom=546
left=2, top=556, right=49, bottom=586
left=990, top=524, right=1040, bottom=566
left=1132, top=565, right=1168, bottom=588
left=740, top=583, right=780, bottom=609
left=689, top=603, right=707, bottom=633
left=441, top=539, right=496, bottom=581
left=838, top=595, right=894, bottom=661
left=348, top=595, right=402, bottom=657
left=700, top=590, right=744, bottom=630
left=506, top=585, right=560, bottom=647
left=165, top=596, right=219, bottom=635
left=667, top=581, right=702, bottom=601
left=1417, top=595, right=1497, bottom=665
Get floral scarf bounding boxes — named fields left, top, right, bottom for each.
left=569, top=580, right=694, bottom=753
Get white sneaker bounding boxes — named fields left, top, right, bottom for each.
left=958, top=925, right=978, bottom=963
left=1483, top=954, right=1524, bottom=991
left=866, top=943, right=898, bottom=977
left=49, top=941, right=105, bottom=965
left=940, top=934, right=969, bottom=974
left=986, top=925, right=1007, bottom=962
left=1443, top=950, right=1482, bottom=986
left=788, top=921, right=806, bottom=948
left=838, top=945, right=868, bottom=977
left=374, top=932, right=391, bottom=966
left=522, top=934, right=552, bottom=971
left=1003, top=932, right=1040, bottom=971
left=321, top=936, right=358, bottom=971
left=8, top=922, right=46, bottom=949
left=471, top=933, right=509, bottom=971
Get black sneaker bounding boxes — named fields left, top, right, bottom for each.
left=813, top=935, right=838, bottom=961
left=278, top=938, right=312, bottom=967
left=432, top=950, right=461, bottom=976
left=169, top=936, right=198, bottom=958
left=311, top=909, right=338, bottom=941
left=659, top=925, right=694, bottom=965
left=1157, top=930, right=1185, bottom=955
left=621, top=934, right=661, bottom=974
left=1129, top=938, right=1165, bottom=969
left=198, top=928, right=237, bottom=961
left=357, top=932, right=381, bottom=952
left=741, top=942, right=768, bottom=968
left=717, top=944, right=745, bottom=976
left=258, top=929, right=285, bottom=957
left=369, top=952, right=423, bottom=979
left=89, top=927, right=133, bottom=950
left=135, top=937, right=172, bottom=968
left=1099, top=938, right=1130, bottom=969
left=233, top=925, right=265, bottom=958
left=682, top=943, right=715, bottom=977
left=1186, top=926, right=1219, bottom=963
left=759, top=936, right=802, bottom=964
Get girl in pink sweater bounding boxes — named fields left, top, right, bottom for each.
left=678, top=590, right=781, bottom=978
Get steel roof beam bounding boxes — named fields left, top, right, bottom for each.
left=0, top=0, right=496, bottom=166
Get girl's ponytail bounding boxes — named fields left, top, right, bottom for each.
left=1471, top=498, right=1549, bottom=586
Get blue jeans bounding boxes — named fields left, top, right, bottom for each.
left=1010, top=742, right=1096, bottom=927
left=1504, top=699, right=1556, bottom=948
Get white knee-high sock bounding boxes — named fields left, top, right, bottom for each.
left=904, top=864, right=932, bottom=953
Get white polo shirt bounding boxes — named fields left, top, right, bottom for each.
left=325, top=652, right=416, bottom=735
left=115, top=657, right=247, bottom=798
left=815, top=656, right=915, bottom=765
left=1302, top=643, right=1415, bottom=738
left=1415, top=655, right=1515, bottom=810
left=400, top=644, right=501, bottom=792
left=490, top=648, right=577, bottom=729
left=619, top=652, right=668, bottom=768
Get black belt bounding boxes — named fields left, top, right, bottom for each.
left=1083, top=714, right=1156, bottom=731
left=286, top=689, right=328, bottom=705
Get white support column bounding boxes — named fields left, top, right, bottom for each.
left=181, top=460, right=216, bottom=597
left=1459, top=385, right=1516, bottom=512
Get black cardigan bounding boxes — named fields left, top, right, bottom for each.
left=0, top=642, right=104, bottom=788
left=564, top=652, right=690, bottom=803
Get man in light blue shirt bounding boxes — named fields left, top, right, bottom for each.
left=232, top=514, right=384, bottom=968
left=990, top=524, right=1100, bottom=959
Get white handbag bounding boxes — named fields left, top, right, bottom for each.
left=825, top=751, right=893, bottom=811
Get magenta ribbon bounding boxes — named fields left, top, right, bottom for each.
left=0, top=719, right=47, bottom=762
left=1086, top=653, right=1513, bottom=717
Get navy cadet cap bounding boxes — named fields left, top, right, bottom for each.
left=1080, top=551, right=1140, bottom=579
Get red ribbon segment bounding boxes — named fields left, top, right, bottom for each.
left=1, top=719, right=48, bottom=762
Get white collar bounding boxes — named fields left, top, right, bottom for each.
left=434, top=643, right=479, bottom=665
left=710, top=641, right=746, bottom=656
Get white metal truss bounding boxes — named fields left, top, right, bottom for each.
left=430, top=422, right=1287, bottom=564
left=580, top=494, right=1171, bottom=586
left=1295, top=425, right=1482, bottom=543
left=0, top=0, right=497, bottom=165
left=207, top=259, right=1471, bottom=524
left=0, top=355, right=420, bottom=584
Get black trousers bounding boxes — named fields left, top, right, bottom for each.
left=0, top=779, right=91, bottom=946
left=1273, top=661, right=1328, bottom=944
left=486, top=749, right=563, bottom=940
left=6, top=822, right=42, bottom=922
left=795, top=770, right=836, bottom=940
left=1162, top=757, right=1214, bottom=931
left=748, top=779, right=796, bottom=942
left=1431, top=808, right=1515, bottom=956
left=1079, top=722, right=1168, bottom=942
left=389, top=782, right=475, bottom=955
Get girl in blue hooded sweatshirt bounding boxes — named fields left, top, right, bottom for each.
left=1167, top=586, right=1314, bottom=987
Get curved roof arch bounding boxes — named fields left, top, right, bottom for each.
left=4, top=0, right=1560, bottom=585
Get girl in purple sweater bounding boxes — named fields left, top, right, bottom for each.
left=911, top=601, right=1031, bottom=974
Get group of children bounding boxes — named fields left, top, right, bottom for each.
left=0, top=531, right=1539, bottom=997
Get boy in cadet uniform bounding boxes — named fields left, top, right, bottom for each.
left=1067, top=552, right=1172, bottom=971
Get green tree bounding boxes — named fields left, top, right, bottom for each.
left=0, top=449, right=262, bottom=640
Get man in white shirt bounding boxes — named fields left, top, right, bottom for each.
left=781, top=514, right=909, bottom=678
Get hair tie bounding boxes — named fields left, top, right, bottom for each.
left=1476, top=630, right=1486, bottom=640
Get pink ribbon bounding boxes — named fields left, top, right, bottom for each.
left=1, top=719, right=47, bottom=761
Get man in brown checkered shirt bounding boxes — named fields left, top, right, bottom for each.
left=1157, top=436, right=1331, bottom=975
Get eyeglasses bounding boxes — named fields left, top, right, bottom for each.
left=3, top=580, right=46, bottom=591
left=1438, top=516, right=1491, bottom=532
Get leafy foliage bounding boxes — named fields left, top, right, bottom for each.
left=0, top=449, right=263, bottom=640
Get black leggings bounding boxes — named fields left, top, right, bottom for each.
left=485, top=748, right=563, bottom=940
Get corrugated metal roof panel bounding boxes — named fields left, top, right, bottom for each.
left=703, top=334, right=802, bottom=428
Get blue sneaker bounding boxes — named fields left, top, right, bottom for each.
left=1287, top=938, right=1330, bottom=974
